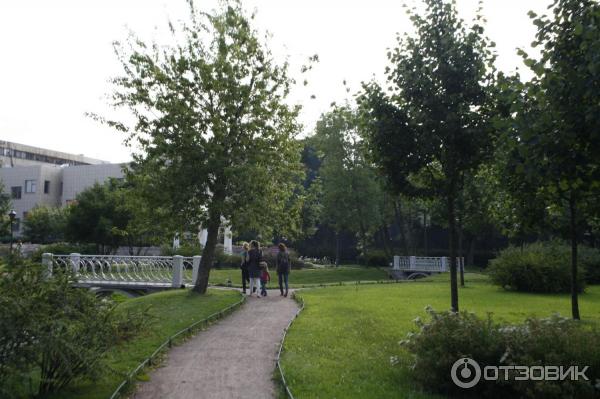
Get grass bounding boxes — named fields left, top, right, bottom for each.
left=280, top=273, right=600, bottom=399
left=207, top=265, right=389, bottom=288
left=50, top=288, right=242, bottom=399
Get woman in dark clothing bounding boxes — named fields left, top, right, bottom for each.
left=240, top=242, right=250, bottom=294
left=247, top=240, right=262, bottom=298
left=276, top=243, right=291, bottom=297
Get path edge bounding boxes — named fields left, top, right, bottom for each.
left=275, top=293, right=305, bottom=399
left=109, top=290, right=246, bottom=399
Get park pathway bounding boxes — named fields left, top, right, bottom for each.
left=133, top=291, right=299, bottom=399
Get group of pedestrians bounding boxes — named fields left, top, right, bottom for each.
left=240, top=241, right=291, bottom=298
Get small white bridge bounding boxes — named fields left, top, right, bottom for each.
left=42, top=253, right=202, bottom=294
left=390, top=255, right=464, bottom=280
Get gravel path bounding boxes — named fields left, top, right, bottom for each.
left=133, top=290, right=299, bottom=399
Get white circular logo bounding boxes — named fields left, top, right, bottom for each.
left=451, top=358, right=481, bottom=389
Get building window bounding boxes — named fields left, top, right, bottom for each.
left=25, top=180, right=37, bottom=193
left=44, top=180, right=50, bottom=194
left=11, top=186, right=22, bottom=199
left=23, top=211, right=28, bottom=219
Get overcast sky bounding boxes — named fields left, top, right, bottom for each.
left=0, top=0, right=549, bottom=163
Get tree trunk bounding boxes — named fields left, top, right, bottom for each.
left=381, top=223, right=392, bottom=258
left=335, top=231, right=340, bottom=267
left=447, top=185, right=459, bottom=312
left=467, top=236, right=475, bottom=267
left=458, top=215, right=465, bottom=287
left=569, top=193, right=580, bottom=320
left=193, top=211, right=221, bottom=294
left=394, top=200, right=409, bottom=256
left=423, top=210, right=428, bottom=256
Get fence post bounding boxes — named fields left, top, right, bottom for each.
left=441, top=257, right=447, bottom=272
left=70, top=253, right=81, bottom=275
left=172, top=255, right=183, bottom=288
left=192, top=256, right=202, bottom=285
left=42, top=253, right=53, bottom=277
left=393, top=256, right=400, bottom=270
left=460, top=257, right=465, bottom=273
left=409, top=256, right=416, bottom=270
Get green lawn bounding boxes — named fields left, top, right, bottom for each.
left=51, top=288, right=242, bottom=399
left=207, top=266, right=389, bottom=288
left=280, top=273, right=600, bottom=399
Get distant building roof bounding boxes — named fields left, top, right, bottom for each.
left=0, top=139, right=108, bottom=167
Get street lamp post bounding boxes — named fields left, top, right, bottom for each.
left=8, top=210, right=16, bottom=252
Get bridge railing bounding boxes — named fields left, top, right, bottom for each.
left=392, top=256, right=464, bottom=273
left=42, top=253, right=203, bottom=287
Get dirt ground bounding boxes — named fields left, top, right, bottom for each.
left=133, top=290, right=299, bottom=399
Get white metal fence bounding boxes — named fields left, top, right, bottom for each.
left=392, top=256, right=464, bottom=273
left=42, top=253, right=202, bottom=287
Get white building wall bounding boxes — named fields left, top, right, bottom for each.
left=61, top=164, right=126, bottom=205
left=0, top=165, right=63, bottom=233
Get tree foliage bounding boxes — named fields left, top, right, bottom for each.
left=359, top=0, right=495, bottom=311
left=499, top=0, right=600, bottom=319
left=98, top=0, right=303, bottom=293
left=65, top=181, right=131, bottom=253
left=21, top=206, right=68, bottom=244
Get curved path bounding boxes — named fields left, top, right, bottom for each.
left=133, top=290, right=299, bottom=399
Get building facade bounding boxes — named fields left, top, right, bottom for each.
left=0, top=140, right=125, bottom=235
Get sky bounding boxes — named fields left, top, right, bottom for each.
left=0, top=0, right=549, bottom=163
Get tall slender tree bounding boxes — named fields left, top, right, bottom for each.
left=505, top=0, right=600, bottom=319
left=96, top=0, right=303, bottom=293
left=359, top=0, right=495, bottom=311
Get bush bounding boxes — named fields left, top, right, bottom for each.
left=400, top=308, right=600, bottom=399
left=161, top=242, right=203, bottom=257
left=488, top=242, right=586, bottom=293
left=579, top=245, right=600, bottom=284
left=30, top=242, right=97, bottom=263
left=357, top=249, right=390, bottom=267
left=0, top=259, right=146, bottom=398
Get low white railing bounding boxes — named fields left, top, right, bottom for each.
left=392, top=256, right=464, bottom=273
left=42, top=253, right=202, bottom=287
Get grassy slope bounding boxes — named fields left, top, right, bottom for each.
left=52, top=288, right=241, bottom=399
left=281, top=274, right=600, bottom=399
left=207, top=266, right=389, bottom=288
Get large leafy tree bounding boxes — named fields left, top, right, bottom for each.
left=359, top=0, right=495, bottom=311
left=314, top=107, right=384, bottom=265
left=98, top=0, right=302, bottom=293
left=65, top=181, right=132, bottom=254
left=504, top=0, right=600, bottom=319
left=22, top=206, right=68, bottom=244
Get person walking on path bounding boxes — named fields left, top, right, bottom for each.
left=247, top=240, right=263, bottom=298
left=260, top=262, right=271, bottom=297
left=240, top=242, right=250, bottom=294
left=276, top=243, right=291, bottom=297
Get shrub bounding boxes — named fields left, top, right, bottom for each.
left=161, top=242, right=203, bottom=257
left=30, top=242, right=97, bottom=263
left=400, top=308, right=600, bottom=399
left=488, top=242, right=585, bottom=293
left=357, top=249, right=390, bottom=267
left=0, top=259, right=146, bottom=397
left=579, top=245, right=600, bottom=284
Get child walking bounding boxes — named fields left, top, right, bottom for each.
left=260, top=262, right=271, bottom=297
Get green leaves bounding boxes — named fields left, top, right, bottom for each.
left=101, top=0, right=303, bottom=240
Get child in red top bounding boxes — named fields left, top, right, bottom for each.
left=260, top=262, right=271, bottom=297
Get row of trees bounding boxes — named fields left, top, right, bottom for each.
left=356, top=0, right=600, bottom=317
left=87, top=0, right=600, bottom=318
left=21, top=180, right=165, bottom=254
